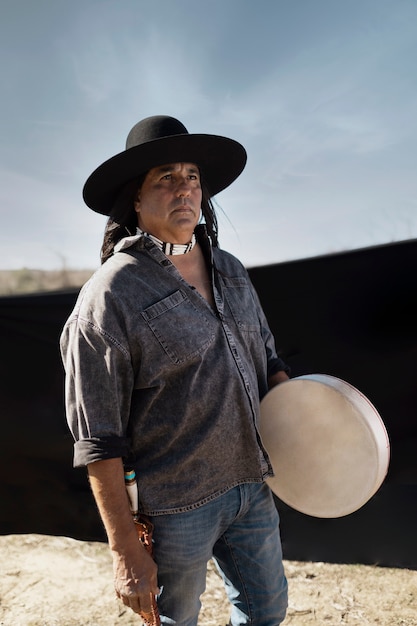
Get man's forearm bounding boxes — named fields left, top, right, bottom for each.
left=87, top=457, right=138, bottom=552
left=87, top=457, right=159, bottom=616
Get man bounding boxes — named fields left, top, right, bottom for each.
left=60, top=115, right=290, bottom=625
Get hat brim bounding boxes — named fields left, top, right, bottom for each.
left=83, top=134, right=247, bottom=215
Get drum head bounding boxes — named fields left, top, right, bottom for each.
left=259, top=374, right=390, bottom=518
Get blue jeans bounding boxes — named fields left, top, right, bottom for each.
left=151, top=482, right=288, bottom=625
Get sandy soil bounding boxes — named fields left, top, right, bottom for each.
left=0, top=534, right=416, bottom=626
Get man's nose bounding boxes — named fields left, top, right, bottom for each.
left=176, top=178, right=191, bottom=196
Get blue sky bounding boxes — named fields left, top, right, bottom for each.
left=1, top=0, right=417, bottom=270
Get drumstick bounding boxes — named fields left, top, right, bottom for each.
left=124, top=469, right=161, bottom=626
left=124, top=468, right=139, bottom=520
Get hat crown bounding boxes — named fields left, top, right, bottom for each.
left=126, top=115, right=189, bottom=150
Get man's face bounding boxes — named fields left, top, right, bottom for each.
left=134, top=162, right=202, bottom=243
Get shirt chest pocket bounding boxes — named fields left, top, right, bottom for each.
left=141, top=290, right=216, bottom=363
left=223, top=277, right=261, bottom=332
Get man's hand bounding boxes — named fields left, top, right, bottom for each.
left=112, top=539, right=159, bottom=615
left=268, top=370, right=290, bottom=389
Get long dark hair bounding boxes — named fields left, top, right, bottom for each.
left=100, top=172, right=219, bottom=264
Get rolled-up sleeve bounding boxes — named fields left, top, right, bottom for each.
left=73, top=436, right=131, bottom=467
left=60, top=309, right=134, bottom=467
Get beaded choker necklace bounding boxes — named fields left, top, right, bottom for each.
left=136, top=227, right=196, bottom=256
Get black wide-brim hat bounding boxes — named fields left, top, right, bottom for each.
left=83, top=115, right=247, bottom=215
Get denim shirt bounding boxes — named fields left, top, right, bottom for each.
left=60, top=227, right=289, bottom=515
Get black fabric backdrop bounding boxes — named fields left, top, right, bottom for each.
left=1, top=239, right=416, bottom=568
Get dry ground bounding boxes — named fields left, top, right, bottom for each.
left=0, top=269, right=94, bottom=296
left=0, top=534, right=415, bottom=626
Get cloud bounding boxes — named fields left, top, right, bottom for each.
left=2, top=0, right=417, bottom=269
